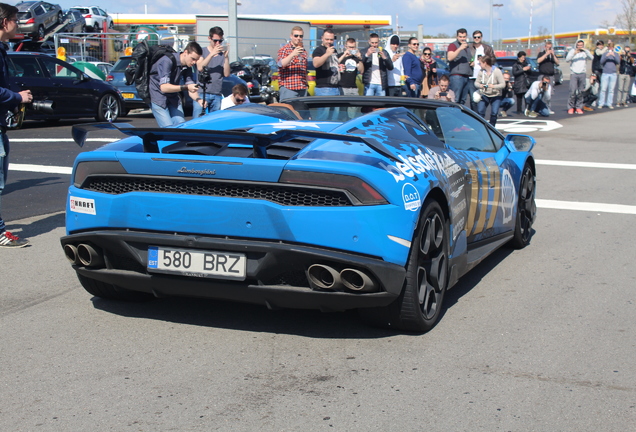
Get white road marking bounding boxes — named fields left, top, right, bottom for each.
left=536, top=159, right=636, bottom=170
left=7, top=158, right=636, bottom=215
left=537, top=199, right=636, bottom=215
left=9, top=163, right=72, bottom=175
left=10, top=138, right=116, bottom=143
left=496, top=119, right=563, bottom=133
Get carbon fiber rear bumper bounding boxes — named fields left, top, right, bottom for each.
left=61, top=230, right=406, bottom=311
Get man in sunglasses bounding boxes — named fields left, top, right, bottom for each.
left=193, top=26, right=230, bottom=117
left=221, top=84, right=249, bottom=109
left=467, top=30, right=494, bottom=110
left=277, top=26, right=308, bottom=101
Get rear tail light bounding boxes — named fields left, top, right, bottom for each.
left=106, top=74, right=114, bottom=81
left=25, top=18, right=35, bottom=24
left=279, top=170, right=387, bottom=205
left=84, top=14, right=92, bottom=18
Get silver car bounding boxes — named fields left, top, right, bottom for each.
left=16, top=1, right=63, bottom=40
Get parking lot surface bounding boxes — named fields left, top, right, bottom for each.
left=1, top=103, right=635, bottom=431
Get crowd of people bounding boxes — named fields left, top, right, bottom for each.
left=133, top=24, right=636, bottom=129
left=275, top=26, right=635, bottom=126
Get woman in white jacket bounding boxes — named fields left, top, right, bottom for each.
left=475, top=55, right=505, bottom=126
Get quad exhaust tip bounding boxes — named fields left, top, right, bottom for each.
left=307, top=264, right=342, bottom=290
left=64, top=244, right=79, bottom=265
left=76, top=243, right=104, bottom=268
left=307, top=264, right=378, bottom=293
left=340, top=268, right=377, bottom=293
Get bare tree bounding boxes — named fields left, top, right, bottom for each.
left=615, top=0, right=636, bottom=45
left=538, top=26, right=550, bottom=39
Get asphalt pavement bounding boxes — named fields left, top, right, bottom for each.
left=1, top=88, right=635, bottom=431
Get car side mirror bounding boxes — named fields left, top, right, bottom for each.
left=504, top=134, right=535, bottom=152
left=73, top=73, right=90, bottom=84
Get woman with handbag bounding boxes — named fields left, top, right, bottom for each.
left=419, top=48, right=438, bottom=98
left=512, top=51, right=531, bottom=114
left=475, top=55, right=505, bottom=126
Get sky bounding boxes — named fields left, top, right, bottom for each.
left=52, top=0, right=626, bottom=42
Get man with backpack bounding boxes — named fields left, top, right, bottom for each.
left=149, top=41, right=202, bottom=127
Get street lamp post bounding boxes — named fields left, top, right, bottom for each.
left=228, top=0, right=239, bottom=61
left=490, top=3, right=504, bottom=46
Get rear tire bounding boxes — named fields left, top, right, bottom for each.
left=96, top=93, right=120, bottom=122
left=360, top=200, right=449, bottom=333
left=78, top=274, right=153, bottom=301
left=37, top=25, right=44, bottom=40
left=510, top=164, right=536, bottom=249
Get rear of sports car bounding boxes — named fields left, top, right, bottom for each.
left=61, top=109, right=424, bottom=311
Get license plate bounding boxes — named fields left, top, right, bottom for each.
left=122, top=93, right=135, bottom=99
left=147, top=246, right=246, bottom=280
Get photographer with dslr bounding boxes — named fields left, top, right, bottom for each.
left=0, top=3, right=32, bottom=247
left=193, top=26, right=230, bottom=117
left=524, top=75, right=552, bottom=118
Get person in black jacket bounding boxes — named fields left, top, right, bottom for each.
left=592, top=40, right=607, bottom=80
left=512, top=51, right=531, bottom=114
left=0, top=2, right=33, bottom=247
left=617, top=46, right=634, bottom=107
left=360, top=33, right=393, bottom=96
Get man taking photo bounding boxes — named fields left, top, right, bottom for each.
left=524, top=75, right=552, bottom=118
left=0, top=2, right=33, bottom=247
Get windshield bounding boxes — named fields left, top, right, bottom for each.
left=496, top=59, right=516, bottom=67
left=112, top=57, right=133, bottom=72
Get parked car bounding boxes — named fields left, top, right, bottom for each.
left=66, top=55, right=101, bottom=63
left=69, top=5, right=113, bottom=32
left=108, top=55, right=249, bottom=115
left=59, top=9, right=86, bottom=33
left=90, top=61, right=113, bottom=77
left=5, top=52, right=123, bottom=127
left=62, top=96, right=537, bottom=333
left=553, top=45, right=567, bottom=58
left=432, top=57, right=450, bottom=77
left=16, top=1, right=63, bottom=40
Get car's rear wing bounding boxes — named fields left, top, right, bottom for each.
left=71, top=122, right=402, bottom=163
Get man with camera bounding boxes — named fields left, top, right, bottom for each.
left=565, top=40, right=593, bottom=114
left=277, top=26, right=308, bottom=101
left=582, top=73, right=600, bottom=111
left=428, top=75, right=456, bottom=102
left=524, top=75, right=552, bottom=118
left=193, top=26, right=230, bottom=117
left=385, top=35, right=404, bottom=97
left=537, top=41, right=559, bottom=113
left=617, top=46, right=634, bottom=107
left=0, top=3, right=33, bottom=247
left=447, top=28, right=472, bottom=105
left=338, top=38, right=364, bottom=97
left=149, top=42, right=202, bottom=127
left=361, top=33, right=393, bottom=96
